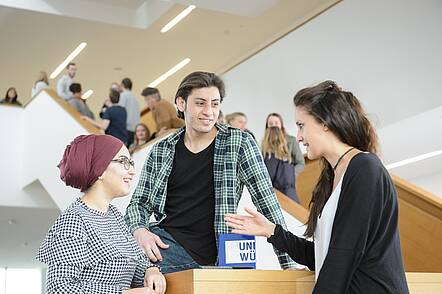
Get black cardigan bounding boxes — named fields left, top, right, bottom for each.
left=268, top=153, right=409, bottom=293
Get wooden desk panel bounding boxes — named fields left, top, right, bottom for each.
left=165, top=269, right=442, bottom=294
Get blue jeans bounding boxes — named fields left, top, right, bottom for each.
left=150, top=226, right=201, bottom=274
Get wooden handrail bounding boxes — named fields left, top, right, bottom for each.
left=20, top=88, right=102, bottom=135
left=43, top=89, right=102, bottom=135
left=295, top=157, right=442, bottom=272
left=274, top=189, right=309, bottom=224
left=297, top=157, right=442, bottom=215
left=131, top=128, right=178, bottom=154
left=140, top=105, right=150, bottom=116
left=392, top=174, right=442, bottom=219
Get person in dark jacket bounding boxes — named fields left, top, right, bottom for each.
left=261, top=126, right=298, bottom=203
left=82, top=89, right=128, bottom=145
left=225, top=80, right=409, bottom=294
left=265, top=113, right=305, bottom=176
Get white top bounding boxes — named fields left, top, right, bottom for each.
left=31, top=81, right=48, bottom=97
left=314, top=171, right=346, bottom=280
left=57, top=74, right=73, bottom=100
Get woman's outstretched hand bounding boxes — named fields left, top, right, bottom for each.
left=224, top=207, right=276, bottom=238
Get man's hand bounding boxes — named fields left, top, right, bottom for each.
left=133, top=228, right=169, bottom=262
left=144, top=267, right=166, bottom=294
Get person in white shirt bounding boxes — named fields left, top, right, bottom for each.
left=57, top=62, right=77, bottom=100
left=32, top=71, right=49, bottom=97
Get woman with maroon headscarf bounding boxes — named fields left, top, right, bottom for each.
left=37, top=134, right=166, bottom=294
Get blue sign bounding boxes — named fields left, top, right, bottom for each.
left=218, top=233, right=256, bottom=269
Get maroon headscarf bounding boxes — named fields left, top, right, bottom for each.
left=58, top=134, right=124, bottom=192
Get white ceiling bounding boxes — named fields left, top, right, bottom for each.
left=89, top=0, right=149, bottom=9
left=0, top=0, right=338, bottom=116
left=174, top=0, right=281, bottom=16
left=0, top=0, right=282, bottom=29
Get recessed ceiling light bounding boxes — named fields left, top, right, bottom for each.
left=148, top=58, right=191, bottom=87
left=82, top=89, right=94, bottom=100
left=50, top=42, right=87, bottom=79
left=385, top=150, right=442, bottom=170
left=161, top=5, right=196, bottom=33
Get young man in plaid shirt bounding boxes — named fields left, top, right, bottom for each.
left=125, top=71, right=296, bottom=273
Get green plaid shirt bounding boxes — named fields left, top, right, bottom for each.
left=125, top=123, right=296, bottom=269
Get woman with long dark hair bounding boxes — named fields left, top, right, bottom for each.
left=225, top=81, right=408, bottom=293
left=1, top=87, right=22, bottom=106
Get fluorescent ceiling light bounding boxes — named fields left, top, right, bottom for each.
left=49, top=42, right=87, bottom=79
left=148, top=58, right=191, bottom=87
left=161, top=5, right=196, bottom=33
left=82, top=89, right=93, bottom=100
left=385, top=150, right=442, bottom=170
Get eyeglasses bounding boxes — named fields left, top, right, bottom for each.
left=111, top=156, right=135, bottom=170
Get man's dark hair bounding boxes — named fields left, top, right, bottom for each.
left=141, top=87, right=161, bottom=100
left=121, top=78, right=132, bottom=90
left=109, top=89, right=120, bottom=104
left=69, top=83, right=81, bottom=94
left=174, top=71, right=225, bottom=119
left=66, top=62, right=76, bottom=69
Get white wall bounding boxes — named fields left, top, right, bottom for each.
left=0, top=105, right=55, bottom=208
left=378, top=105, right=442, bottom=196
left=0, top=92, right=108, bottom=209
left=22, top=92, right=94, bottom=209
left=221, top=0, right=442, bottom=196
left=222, top=0, right=442, bottom=141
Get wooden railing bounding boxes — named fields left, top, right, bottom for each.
left=293, top=157, right=442, bottom=272
left=296, top=157, right=321, bottom=209
left=393, top=175, right=442, bottom=272
left=274, top=189, right=309, bottom=224
left=140, top=105, right=150, bottom=117
left=130, top=128, right=177, bottom=154
left=140, top=106, right=158, bottom=135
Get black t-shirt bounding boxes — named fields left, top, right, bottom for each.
left=160, top=132, right=217, bottom=265
left=103, top=105, right=128, bottom=144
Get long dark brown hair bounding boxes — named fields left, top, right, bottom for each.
left=4, top=87, right=18, bottom=103
left=293, top=80, right=378, bottom=238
